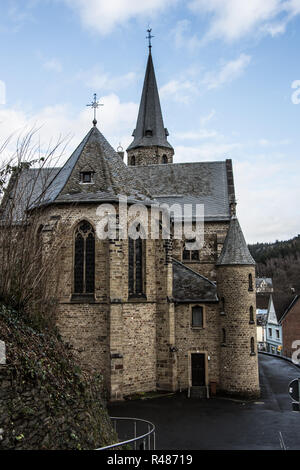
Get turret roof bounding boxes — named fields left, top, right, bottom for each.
left=216, top=216, right=255, bottom=266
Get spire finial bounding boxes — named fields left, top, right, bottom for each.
left=146, top=28, right=154, bottom=52
left=86, top=93, right=103, bottom=127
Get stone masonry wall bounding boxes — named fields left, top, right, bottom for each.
left=37, top=204, right=170, bottom=399
left=172, top=222, right=229, bottom=281
left=127, top=146, right=174, bottom=166
left=217, top=265, right=260, bottom=398
left=175, top=303, right=220, bottom=390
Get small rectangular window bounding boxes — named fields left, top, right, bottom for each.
left=192, top=306, right=203, bottom=328
left=276, top=329, right=280, bottom=339
left=268, top=328, right=272, bottom=337
left=81, top=172, right=93, bottom=183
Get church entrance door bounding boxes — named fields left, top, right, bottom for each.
left=191, top=353, right=206, bottom=386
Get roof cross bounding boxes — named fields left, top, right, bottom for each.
left=146, top=28, right=154, bottom=51
left=86, top=93, right=103, bottom=127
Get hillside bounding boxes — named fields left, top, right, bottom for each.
left=249, top=234, right=300, bottom=298
left=0, top=303, right=116, bottom=450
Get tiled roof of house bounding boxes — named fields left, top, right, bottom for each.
left=172, top=258, right=218, bottom=302
left=37, top=126, right=154, bottom=207
left=130, top=160, right=232, bottom=221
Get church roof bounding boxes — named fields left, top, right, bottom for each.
left=33, top=126, right=154, bottom=208
left=127, top=52, right=173, bottom=151
left=216, top=216, right=255, bottom=266
left=130, top=161, right=232, bottom=221
left=172, top=258, right=218, bottom=303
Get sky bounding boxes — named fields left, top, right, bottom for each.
left=0, top=0, right=300, bottom=244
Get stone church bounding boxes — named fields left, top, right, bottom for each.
left=3, top=47, right=260, bottom=400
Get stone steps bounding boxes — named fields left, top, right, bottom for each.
left=189, top=386, right=209, bottom=399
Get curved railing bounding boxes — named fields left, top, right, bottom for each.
left=96, top=417, right=156, bottom=450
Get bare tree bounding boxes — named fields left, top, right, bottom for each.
left=0, top=129, right=72, bottom=328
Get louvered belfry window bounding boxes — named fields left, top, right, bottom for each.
left=128, top=235, right=144, bottom=297
left=74, top=221, right=95, bottom=294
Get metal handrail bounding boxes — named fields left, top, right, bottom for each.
left=96, top=416, right=156, bottom=450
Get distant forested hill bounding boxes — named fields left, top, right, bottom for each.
left=249, top=234, right=300, bottom=296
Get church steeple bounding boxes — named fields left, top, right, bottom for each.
left=127, top=36, right=174, bottom=166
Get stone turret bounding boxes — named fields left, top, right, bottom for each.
left=216, top=216, right=260, bottom=398
left=127, top=50, right=174, bottom=166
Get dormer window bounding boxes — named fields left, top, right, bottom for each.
left=145, top=129, right=153, bottom=137
left=81, top=172, right=93, bottom=184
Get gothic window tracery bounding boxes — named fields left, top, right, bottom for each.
left=74, top=220, right=95, bottom=294
left=128, top=232, right=145, bottom=297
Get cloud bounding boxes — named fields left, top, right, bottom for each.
left=172, top=19, right=202, bottom=51
left=174, top=142, right=300, bottom=243
left=63, top=0, right=177, bottom=35
left=160, top=54, right=251, bottom=103
left=174, top=142, right=242, bottom=162
left=0, top=94, right=138, bottom=166
left=235, top=157, right=300, bottom=243
left=202, top=54, right=251, bottom=89
left=175, top=129, right=219, bottom=140
left=77, top=68, right=138, bottom=92
left=43, top=58, right=63, bottom=73
left=160, top=79, right=199, bottom=104
left=188, top=0, right=300, bottom=42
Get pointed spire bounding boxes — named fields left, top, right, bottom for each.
left=127, top=48, right=173, bottom=151
left=216, top=216, right=255, bottom=266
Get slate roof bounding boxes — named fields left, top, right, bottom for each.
left=279, top=295, right=300, bottom=324
left=0, top=167, right=60, bottom=221
left=33, top=126, right=154, bottom=208
left=127, top=52, right=173, bottom=151
left=256, top=293, right=271, bottom=310
left=272, top=293, right=297, bottom=323
left=172, top=258, right=218, bottom=303
left=216, top=216, right=255, bottom=265
left=130, top=161, right=232, bottom=221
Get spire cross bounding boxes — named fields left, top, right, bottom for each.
left=146, top=28, right=154, bottom=51
left=86, top=93, right=103, bottom=127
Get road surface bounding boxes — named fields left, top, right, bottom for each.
left=108, top=354, right=300, bottom=450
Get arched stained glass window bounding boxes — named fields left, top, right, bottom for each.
left=128, top=233, right=145, bottom=297
left=74, top=221, right=95, bottom=294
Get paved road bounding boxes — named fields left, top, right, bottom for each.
left=108, top=354, right=300, bottom=450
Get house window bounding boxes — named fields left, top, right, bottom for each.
left=250, top=337, right=256, bottom=355
left=131, top=155, right=136, bottom=166
left=268, top=328, right=272, bottom=337
left=249, top=306, right=254, bottom=324
left=182, top=238, right=199, bottom=262
left=276, top=329, right=280, bottom=339
left=248, top=273, right=253, bottom=291
left=81, top=172, right=93, bottom=184
left=192, top=306, right=204, bottom=328
left=74, top=221, right=95, bottom=294
left=162, top=154, right=168, bottom=164
left=128, top=236, right=145, bottom=297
